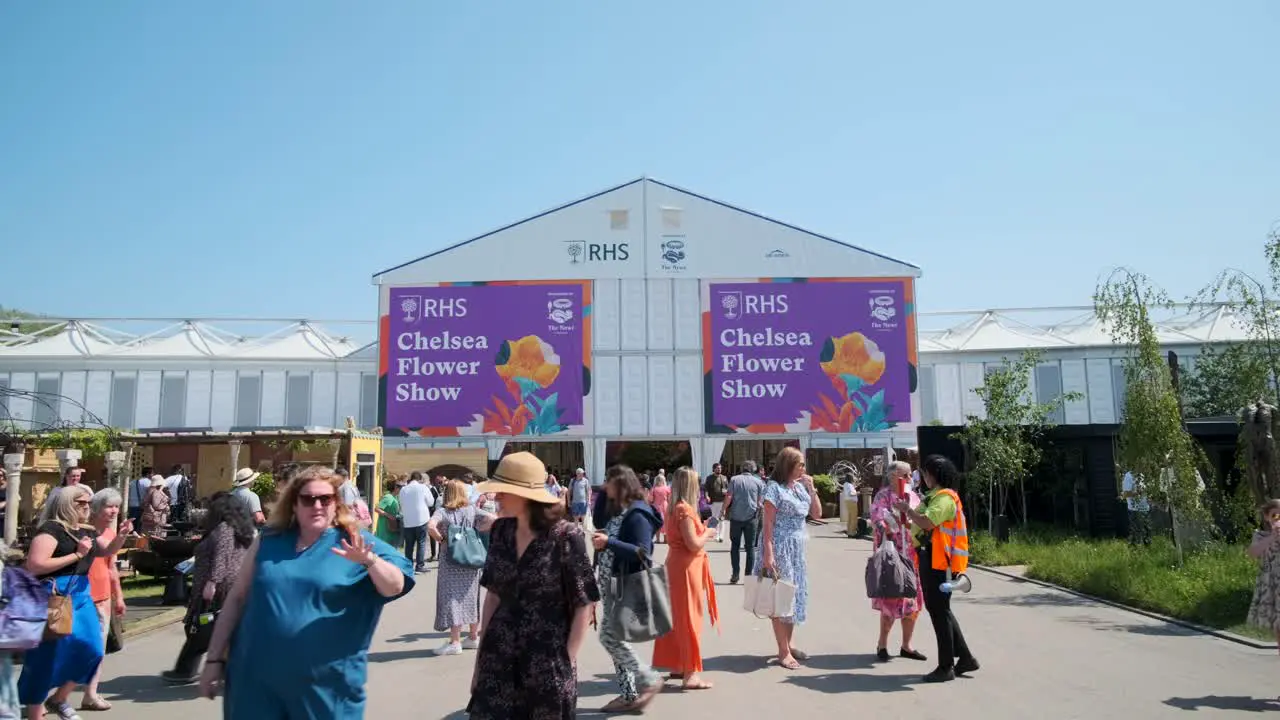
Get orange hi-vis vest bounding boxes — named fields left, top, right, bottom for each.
left=929, top=488, right=969, bottom=575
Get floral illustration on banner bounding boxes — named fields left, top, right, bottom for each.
left=808, top=331, right=896, bottom=432
left=483, top=335, right=567, bottom=435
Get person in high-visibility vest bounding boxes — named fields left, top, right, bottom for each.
left=894, top=454, right=980, bottom=683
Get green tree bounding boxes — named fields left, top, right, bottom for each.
left=1181, top=343, right=1273, bottom=418
left=0, top=305, right=51, bottom=335
left=951, top=349, right=1080, bottom=533
left=1192, top=224, right=1280, bottom=399
left=1095, top=268, right=1206, bottom=560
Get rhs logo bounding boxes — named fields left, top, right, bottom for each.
left=719, top=291, right=742, bottom=320
left=400, top=296, right=421, bottom=323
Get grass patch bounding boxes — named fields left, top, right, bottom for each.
left=970, top=526, right=1264, bottom=637
left=120, top=574, right=167, bottom=601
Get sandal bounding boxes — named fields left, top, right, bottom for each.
left=80, top=696, right=112, bottom=711
left=601, top=696, right=638, bottom=713
left=778, top=655, right=801, bottom=670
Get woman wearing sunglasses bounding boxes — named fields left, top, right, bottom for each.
left=198, top=466, right=415, bottom=718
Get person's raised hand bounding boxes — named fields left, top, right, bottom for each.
left=332, top=532, right=377, bottom=567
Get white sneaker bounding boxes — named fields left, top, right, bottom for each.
left=433, top=642, right=463, bottom=656
left=462, top=637, right=480, bottom=650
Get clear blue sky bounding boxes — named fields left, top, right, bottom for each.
left=2, top=1, right=1276, bottom=324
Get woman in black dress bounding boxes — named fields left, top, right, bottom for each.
left=469, top=452, right=600, bottom=719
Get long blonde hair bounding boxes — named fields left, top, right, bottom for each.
left=668, top=467, right=700, bottom=517
left=41, top=484, right=92, bottom=531
left=443, top=479, right=469, bottom=510
left=268, top=466, right=359, bottom=539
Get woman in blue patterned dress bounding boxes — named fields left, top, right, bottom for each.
left=427, top=480, right=495, bottom=656
left=756, top=446, right=822, bottom=670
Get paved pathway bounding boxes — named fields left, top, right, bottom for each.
left=94, top=523, right=1279, bottom=718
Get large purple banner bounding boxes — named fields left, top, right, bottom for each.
left=384, top=283, right=586, bottom=434
left=707, top=279, right=913, bottom=432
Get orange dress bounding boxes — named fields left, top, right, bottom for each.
left=652, top=502, right=719, bottom=673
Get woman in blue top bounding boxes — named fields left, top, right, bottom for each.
left=198, top=466, right=415, bottom=719
left=756, top=446, right=822, bottom=670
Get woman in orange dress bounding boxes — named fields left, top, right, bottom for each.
left=651, top=467, right=719, bottom=691
left=648, top=476, right=672, bottom=544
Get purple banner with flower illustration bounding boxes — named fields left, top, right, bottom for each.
left=705, top=279, right=914, bottom=432
left=383, top=283, right=587, bottom=435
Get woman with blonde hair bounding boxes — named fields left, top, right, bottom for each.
left=198, top=466, right=415, bottom=717
left=19, top=484, right=130, bottom=720
left=428, top=479, right=496, bottom=656
left=651, top=467, right=719, bottom=691
left=757, top=446, right=821, bottom=670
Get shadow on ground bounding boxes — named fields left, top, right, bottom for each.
left=1164, top=695, right=1280, bottom=712
left=99, top=675, right=201, bottom=705
left=785, top=672, right=921, bottom=694
left=1064, top=616, right=1196, bottom=638
left=966, top=592, right=1091, bottom=608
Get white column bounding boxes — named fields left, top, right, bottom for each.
left=697, top=437, right=728, bottom=475
left=2, top=453, right=22, bottom=545
left=485, top=439, right=508, bottom=462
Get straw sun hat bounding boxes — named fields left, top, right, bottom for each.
left=476, top=452, right=559, bottom=504
left=233, top=468, right=260, bottom=487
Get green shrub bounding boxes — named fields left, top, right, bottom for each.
left=810, top=474, right=838, bottom=504
left=250, top=471, right=276, bottom=498
left=972, top=527, right=1261, bottom=636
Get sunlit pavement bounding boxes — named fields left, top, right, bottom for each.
left=95, top=523, right=1279, bottom=718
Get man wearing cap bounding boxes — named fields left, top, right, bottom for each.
left=231, top=468, right=265, bottom=526
left=568, top=468, right=591, bottom=526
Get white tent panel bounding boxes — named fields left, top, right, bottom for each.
left=84, top=371, right=112, bottom=423
left=185, top=371, right=213, bottom=428
left=59, top=371, right=87, bottom=425
left=210, top=371, right=237, bottom=430
left=260, top=371, right=287, bottom=426
left=135, top=371, right=162, bottom=429
left=1, top=326, right=115, bottom=357
left=111, top=326, right=229, bottom=358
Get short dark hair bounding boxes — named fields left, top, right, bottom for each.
left=605, top=465, right=646, bottom=514
left=921, top=455, right=959, bottom=489
left=276, top=462, right=301, bottom=484
left=335, top=467, right=350, bottom=479
left=141, top=466, right=154, bottom=477
left=204, top=491, right=256, bottom=548
left=528, top=500, right=566, bottom=533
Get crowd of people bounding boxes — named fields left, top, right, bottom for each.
left=0, top=445, right=989, bottom=719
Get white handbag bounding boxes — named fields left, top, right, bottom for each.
left=743, top=570, right=797, bottom=619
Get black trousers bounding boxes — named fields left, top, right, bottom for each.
left=918, top=545, right=973, bottom=670
left=172, top=618, right=215, bottom=677
left=729, top=519, right=759, bottom=579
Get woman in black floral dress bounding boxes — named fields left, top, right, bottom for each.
left=469, top=452, right=600, bottom=719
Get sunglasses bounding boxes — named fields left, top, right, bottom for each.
left=297, top=493, right=336, bottom=508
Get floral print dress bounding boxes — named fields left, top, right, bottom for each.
left=1248, top=529, right=1280, bottom=631
left=468, top=518, right=600, bottom=720
left=754, top=481, right=810, bottom=624
left=869, top=486, right=924, bottom=620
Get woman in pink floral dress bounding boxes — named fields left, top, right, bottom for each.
left=869, top=461, right=927, bottom=663
left=649, top=476, right=672, bottom=544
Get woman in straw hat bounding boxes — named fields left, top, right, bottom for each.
left=467, top=452, right=601, bottom=720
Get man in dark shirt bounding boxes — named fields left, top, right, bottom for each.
left=705, top=463, right=729, bottom=542
left=723, top=460, right=765, bottom=584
